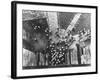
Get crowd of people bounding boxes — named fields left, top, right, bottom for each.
left=23, top=24, right=91, bottom=68
left=47, top=27, right=91, bottom=66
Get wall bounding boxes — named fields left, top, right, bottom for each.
left=0, top=0, right=99, bottom=80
